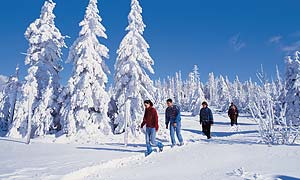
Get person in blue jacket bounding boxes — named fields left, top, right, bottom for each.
left=200, top=101, right=214, bottom=139
left=165, top=99, right=184, bottom=147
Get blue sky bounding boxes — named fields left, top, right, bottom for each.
left=1, top=0, right=300, bottom=85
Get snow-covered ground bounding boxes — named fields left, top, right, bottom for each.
left=1, top=111, right=299, bottom=180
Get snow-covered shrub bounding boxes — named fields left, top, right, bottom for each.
left=249, top=100, right=299, bottom=145
left=249, top=59, right=300, bottom=145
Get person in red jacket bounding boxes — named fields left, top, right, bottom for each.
left=141, top=100, right=164, bottom=156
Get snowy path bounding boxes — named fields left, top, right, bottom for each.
left=1, top=112, right=300, bottom=180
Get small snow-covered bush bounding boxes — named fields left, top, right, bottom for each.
left=249, top=99, right=299, bottom=145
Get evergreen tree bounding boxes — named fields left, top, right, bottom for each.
left=285, top=51, right=300, bottom=126
left=216, top=75, right=231, bottom=111
left=113, top=0, right=156, bottom=135
left=0, top=66, right=20, bottom=134
left=206, top=72, right=216, bottom=104
left=8, top=0, right=66, bottom=138
left=60, top=0, right=111, bottom=136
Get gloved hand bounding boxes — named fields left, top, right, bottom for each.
left=166, top=124, right=168, bottom=129
left=173, top=122, right=177, bottom=127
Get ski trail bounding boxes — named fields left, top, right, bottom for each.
left=61, top=154, right=145, bottom=180
left=62, top=143, right=181, bottom=180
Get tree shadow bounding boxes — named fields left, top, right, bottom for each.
left=104, top=142, right=146, bottom=148
left=275, top=175, right=300, bottom=180
left=181, top=128, right=260, bottom=145
left=213, top=121, right=257, bottom=126
left=213, top=130, right=258, bottom=137
left=0, top=137, right=26, bottom=144
left=182, top=128, right=202, bottom=135
left=182, top=128, right=257, bottom=137
left=77, top=146, right=145, bottom=153
left=207, top=138, right=260, bottom=145
left=156, top=138, right=170, bottom=143
left=181, top=114, right=194, bottom=117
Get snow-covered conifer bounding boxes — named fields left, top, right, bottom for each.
left=113, top=0, right=156, bottom=135
left=285, top=51, right=300, bottom=126
left=8, top=0, right=66, bottom=138
left=60, top=0, right=111, bottom=136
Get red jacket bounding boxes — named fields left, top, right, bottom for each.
left=141, top=106, right=159, bottom=131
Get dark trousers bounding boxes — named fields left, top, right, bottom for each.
left=230, top=115, right=238, bottom=126
left=202, top=123, right=211, bottom=139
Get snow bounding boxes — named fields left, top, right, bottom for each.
left=1, top=111, right=299, bottom=180
left=0, top=75, right=8, bottom=91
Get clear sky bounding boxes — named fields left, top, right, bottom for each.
left=1, top=0, right=300, bottom=85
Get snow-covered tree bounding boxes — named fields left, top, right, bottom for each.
left=205, top=72, right=216, bottom=104
left=183, top=65, right=205, bottom=115
left=174, top=71, right=184, bottom=106
left=8, top=0, right=66, bottom=138
left=154, top=79, right=166, bottom=112
left=275, top=65, right=284, bottom=94
left=113, top=0, right=156, bottom=135
left=60, top=0, right=111, bottom=136
left=231, top=76, right=245, bottom=109
left=191, top=81, right=206, bottom=116
left=0, top=66, right=20, bottom=134
left=285, top=51, right=300, bottom=126
left=216, top=75, right=231, bottom=111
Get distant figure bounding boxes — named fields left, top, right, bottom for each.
left=228, top=102, right=239, bottom=126
left=141, top=100, right=164, bottom=156
left=200, top=101, right=214, bottom=139
left=165, top=99, right=184, bottom=147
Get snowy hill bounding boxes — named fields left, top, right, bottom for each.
left=0, top=111, right=299, bottom=180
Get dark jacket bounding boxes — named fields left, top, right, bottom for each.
left=200, top=107, right=214, bottom=124
left=228, top=105, right=239, bottom=119
left=165, top=105, right=181, bottom=126
left=141, top=106, right=159, bottom=131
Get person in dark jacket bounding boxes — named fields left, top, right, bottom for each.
left=200, top=101, right=214, bottom=139
left=141, top=100, right=164, bottom=156
left=165, top=98, right=184, bottom=147
left=228, top=102, right=239, bottom=126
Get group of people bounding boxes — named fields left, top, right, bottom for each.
left=141, top=98, right=239, bottom=156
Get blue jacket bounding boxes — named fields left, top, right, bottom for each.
left=165, top=105, right=181, bottom=125
left=200, top=107, right=213, bottom=124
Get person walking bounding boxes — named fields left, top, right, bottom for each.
left=165, top=99, right=184, bottom=147
left=200, top=101, right=214, bottom=139
left=228, top=102, right=239, bottom=127
left=141, top=100, right=164, bottom=156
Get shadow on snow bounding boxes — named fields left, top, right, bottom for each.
left=0, top=137, right=26, bottom=144
left=275, top=175, right=300, bottom=180
left=77, top=146, right=145, bottom=153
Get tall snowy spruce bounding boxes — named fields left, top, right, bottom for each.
left=216, top=75, right=231, bottom=111
left=188, top=65, right=205, bottom=116
left=8, top=0, right=66, bottom=138
left=113, top=0, right=156, bottom=135
left=205, top=72, right=216, bottom=105
left=60, top=0, right=111, bottom=136
left=285, top=51, right=300, bottom=126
